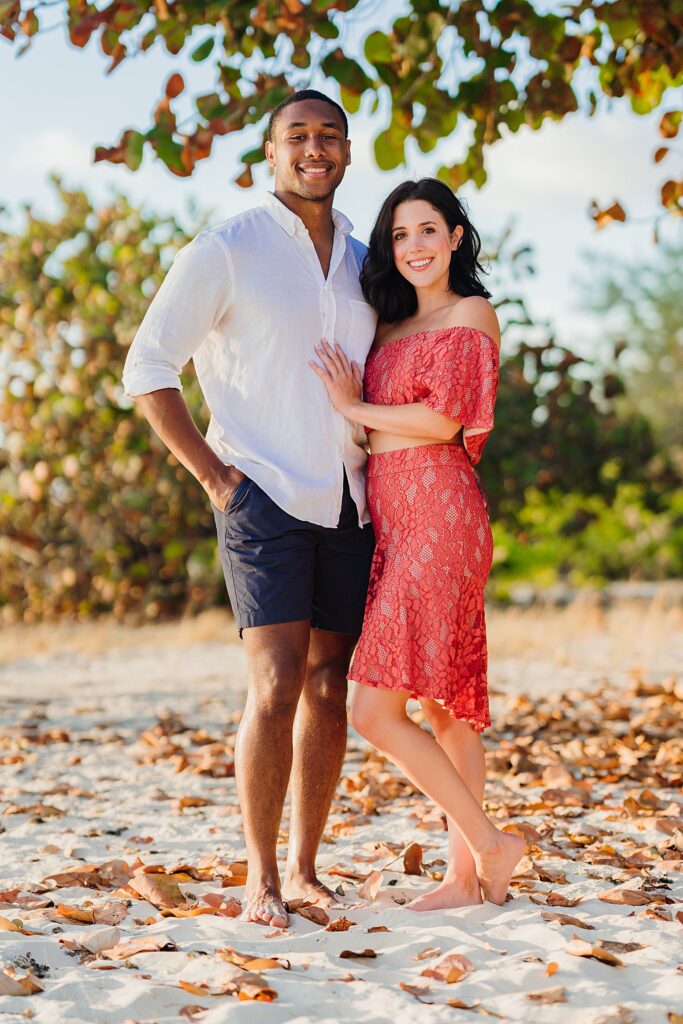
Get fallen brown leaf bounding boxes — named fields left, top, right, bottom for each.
left=358, top=870, right=383, bottom=902
left=218, top=947, right=288, bottom=972
left=0, top=970, right=43, bottom=996
left=104, top=935, right=178, bottom=959
left=179, top=968, right=276, bottom=1001
left=367, top=925, right=390, bottom=933
left=0, top=915, right=37, bottom=935
left=421, top=953, right=474, bottom=983
left=413, top=946, right=441, bottom=961
left=179, top=1007, right=208, bottom=1022
left=597, top=886, right=658, bottom=906
left=339, top=949, right=378, bottom=959
left=128, top=872, right=185, bottom=909
left=200, top=893, right=242, bottom=917
left=402, top=843, right=423, bottom=875
left=60, top=925, right=121, bottom=954
left=541, top=911, right=594, bottom=930
left=593, top=1007, right=636, bottom=1024
left=447, top=999, right=505, bottom=1018
left=399, top=981, right=433, bottom=1002
left=326, top=916, right=355, bottom=932
left=526, top=986, right=567, bottom=1003
left=567, top=936, right=624, bottom=967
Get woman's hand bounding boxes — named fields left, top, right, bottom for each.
left=310, top=339, right=363, bottom=418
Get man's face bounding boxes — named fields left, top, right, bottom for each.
left=265, top=99, right=351, bottom=201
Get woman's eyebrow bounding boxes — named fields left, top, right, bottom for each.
left=392, top=221, right=438, bottom=231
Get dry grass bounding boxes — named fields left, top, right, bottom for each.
left=1, top=597, right=681, bottom=675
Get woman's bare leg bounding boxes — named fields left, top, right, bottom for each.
left=409, top=701, right=485, bottom=909
left=350, top=683, right=524, bottom=905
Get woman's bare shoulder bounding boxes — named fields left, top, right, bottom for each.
left=440, top=296, right=501, bottom=348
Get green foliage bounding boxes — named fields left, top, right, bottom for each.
left=1, top=1, right=681, bottom=214
left=0, top=183, right=679, bottom=624
left=0, top=180, right=223, bottom=623
left=581, top=242, right=683, bottom=451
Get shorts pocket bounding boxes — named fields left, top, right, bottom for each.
left=225, top=475, right=252, bottom=515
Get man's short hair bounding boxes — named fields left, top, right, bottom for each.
left=267, top=89, right=349, bottom=142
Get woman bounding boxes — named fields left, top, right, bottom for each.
left=310, top=178, right=524, bottom=909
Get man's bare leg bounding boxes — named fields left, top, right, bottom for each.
left=237, top=620, right=310, bottom=928
left=284, top=630, right=356, bottom=905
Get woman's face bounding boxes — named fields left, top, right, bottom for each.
left=391, top=199, right=462, bottom=291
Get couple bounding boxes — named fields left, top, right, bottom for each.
left=123, top=89, right=524, bottom=930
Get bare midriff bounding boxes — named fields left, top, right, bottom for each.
left=368, top=428, right=464, bottom=456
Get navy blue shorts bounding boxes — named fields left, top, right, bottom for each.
left=213, top=473, right=375, bottom=636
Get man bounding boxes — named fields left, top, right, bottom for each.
left=123, top=90, right=377, bottom=929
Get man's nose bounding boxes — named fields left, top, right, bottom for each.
left=304, top=134, right=325, bottom=158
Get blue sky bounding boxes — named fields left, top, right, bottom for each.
left=2, top=15, right=681, bottom=353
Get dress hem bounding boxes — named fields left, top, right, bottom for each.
left=349, top=673, right=490, bottom=734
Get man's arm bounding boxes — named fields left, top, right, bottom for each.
left=123, top=231, right=241, bottom=511
left=133, top=389, right=243, bottom=512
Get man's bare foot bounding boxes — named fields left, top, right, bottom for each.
left=475, top=832, right=526, bottom=905
left=408, top=875, right=483, bottom=912
left=241, top=884, right=289, bottom=928
left=283, top=872, right=338, bottom=908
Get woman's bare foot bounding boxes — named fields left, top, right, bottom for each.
left=408, top=874, right=483, bottom=912
left=241, top=883, right=289, bottom=928
left=282, top=872, right=338, bottom=908
left=475, top=832, right=526, bottom=905
left=409, top=872, right=483, bottom=913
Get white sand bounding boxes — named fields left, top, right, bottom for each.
left=0, top=604, right=681, bottom=1023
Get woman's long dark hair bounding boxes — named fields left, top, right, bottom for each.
left=360, top=178, right=490, bottom=323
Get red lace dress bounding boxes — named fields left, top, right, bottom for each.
left=349, top=326, right=500, bottom=732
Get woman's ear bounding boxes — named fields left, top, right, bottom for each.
left=451, top=226, right=464, bottom=251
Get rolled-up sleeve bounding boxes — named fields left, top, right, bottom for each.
left=122, top=231, right=232, bottom=398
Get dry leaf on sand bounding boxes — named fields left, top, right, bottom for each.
left=597, top=887, right=658, bottom=907
left=160, top=904, right=218, bottom=919
left=218, top=947, right=289, bottom=972
left=200, top=893, right=242, bottom=917
left=399, top=981, right=433, bottom=1002
left=60, top=926, right=121, bottom=955
left=542, top=911, right=594, bottom=930
left=447, top=999, right=504, bottom=1018
left=128, top=872, right=185, bottom=909
left=179, top=968, right=276, bottom=1001
left=567, top=937, right=624, bottom=967
left=0, top=971, right=43, bottom=996
left=367, top=925, right=390, bottom=933
left=358, top=870, right=383, bottom=902
left=104, top=935, right=178, bottom=959
left=42, top=860, right=133, bottom=890
left=0, top=915, right=37, bottom=935
left=592, top=1007, right=636, bottom=1024
left=421, top=953, right=475, bottom=983
left=339, top=949, right=379, bottom=960
left=526, top=986, right=567, bottom=1003
left=179, top=1007, right=207, bottom=1022
left=326, top=916, right=355, bottom=932
left=402, top=843, right=423, bottom=875
left=285, top=899, right=330, bottom=926
left=413, top=946, right=441, bottom=961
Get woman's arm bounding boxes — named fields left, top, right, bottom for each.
left=310, top=340, right=460, bottom=442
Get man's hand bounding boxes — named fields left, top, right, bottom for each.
left=207, top=464, right=247, bottom=513
left=132, top=389, right=246, bottom=512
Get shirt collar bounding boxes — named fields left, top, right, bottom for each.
left=262, top=192, right=353, bottom=238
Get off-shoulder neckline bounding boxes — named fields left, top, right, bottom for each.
left=371, top=324, right=500, bottom=357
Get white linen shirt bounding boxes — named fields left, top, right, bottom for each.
left=123, top=192, right=378, bottom=527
